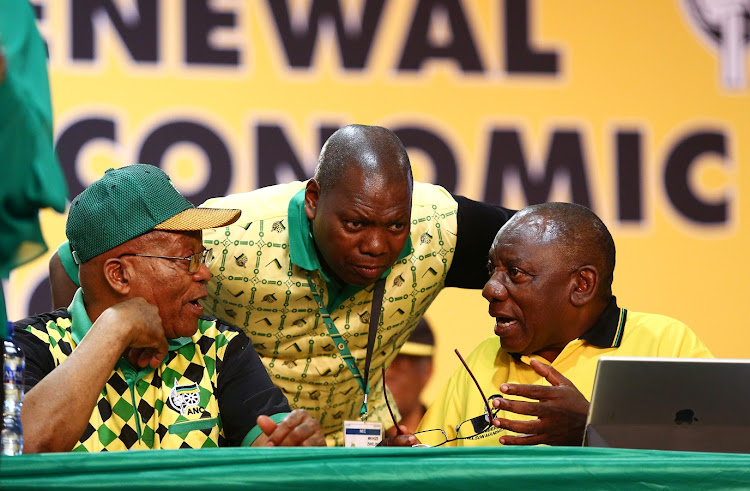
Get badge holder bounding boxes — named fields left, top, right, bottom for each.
left=344, top=420, right=383, bottom=447
left=306, top=275, right=387, bottom=447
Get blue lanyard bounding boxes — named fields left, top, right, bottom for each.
left=306, top=272, right=386, bottom=420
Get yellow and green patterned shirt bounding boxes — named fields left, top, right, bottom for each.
left=14, top=290, right=290, bottom=451
left=201, top=181, right=465, bottom=446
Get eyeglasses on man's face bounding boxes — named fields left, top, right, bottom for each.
left=119, top=248, right=214, bottom=274
left=383, top=348, right=502, bottom=446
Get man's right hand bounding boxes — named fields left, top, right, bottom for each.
left=93, top=297, right=168, bottom=368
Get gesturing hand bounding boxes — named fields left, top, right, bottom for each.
left=257, top=409, right=326, bottom=447
left=491, top=358, right=590, bottom=446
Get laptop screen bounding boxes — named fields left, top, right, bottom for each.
left=584, top=356, right=750, bottom=453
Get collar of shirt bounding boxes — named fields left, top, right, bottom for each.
left=286, top=187, right=412, bottom=309
left=68, top=288, right=192, bottom=351
left=578, top=296, right=625, bottom=349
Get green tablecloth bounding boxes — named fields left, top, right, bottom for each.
left=1, top=446, right=749, bottom=490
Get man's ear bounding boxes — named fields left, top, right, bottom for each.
left=304, top=178, right=321, bottom=221
left=570, top=265, right=598, bottom=306
left=102, top=258, right=131, bottom=295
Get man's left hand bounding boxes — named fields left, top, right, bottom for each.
left=256, top=409, right=326, bottom=447
left=490, top=358, right=589, bottom=446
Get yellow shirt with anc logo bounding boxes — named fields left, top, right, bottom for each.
left=417, top=298, right=713, bottom=447
left=14, top=289, right=290, bottom=451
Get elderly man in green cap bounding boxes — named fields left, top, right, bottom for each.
left=13, top=164, right=325, bottom=452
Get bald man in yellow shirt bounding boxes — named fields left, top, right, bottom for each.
left=386, top=202, right=711, bottom=447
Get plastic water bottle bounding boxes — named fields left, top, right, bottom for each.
left=2, top=338, right=24, bottom=455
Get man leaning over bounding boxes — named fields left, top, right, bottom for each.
left=15, top=164, right=325, bottom=452
left=385, top=202, right=712, bottom=447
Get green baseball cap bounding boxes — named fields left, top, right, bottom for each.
left=66, top=164, right=240, bottom=263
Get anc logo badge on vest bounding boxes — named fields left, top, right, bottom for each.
left=166, top=382, right=203, bottom=417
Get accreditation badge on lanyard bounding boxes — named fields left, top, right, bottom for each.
left=306, top=273, right=387, bottom=447
left=344, top=420, right=383, bottom=447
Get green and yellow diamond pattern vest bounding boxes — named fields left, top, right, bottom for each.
left=23, top=314, right=238, bottom=451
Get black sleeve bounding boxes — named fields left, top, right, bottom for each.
left=444, top=195, right=515, bottom=289
left=12, top=314, right=64, bottom=392
left=216, top=327, right=291, bottom=446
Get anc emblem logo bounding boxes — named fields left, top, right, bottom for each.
left=167, top=382, right=202, bottom=416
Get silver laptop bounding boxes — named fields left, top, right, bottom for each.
left=584, top=356, right=750, bottom=453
